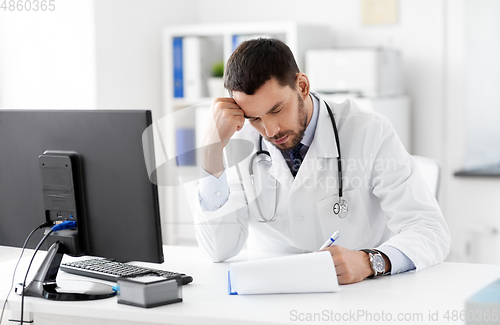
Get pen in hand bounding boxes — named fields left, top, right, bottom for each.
left=318, top=231, right=340, bottom=251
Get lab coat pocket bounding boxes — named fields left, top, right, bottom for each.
left=315, top=189, right=371, bottom=250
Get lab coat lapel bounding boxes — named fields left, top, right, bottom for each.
left=311, top=94, right=339, bottom=160
left=264, top=138, right=294, bottom=187
left=292, top=95, right=340, bottom=185
left=293, top=144, right=318, bottom=183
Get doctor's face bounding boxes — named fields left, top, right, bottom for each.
left=233, top=77, right=309, bottom=151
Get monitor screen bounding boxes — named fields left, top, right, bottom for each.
left=0, top=109, right=163, bottom=264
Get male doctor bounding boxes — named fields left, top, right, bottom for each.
left=195, top=38, right=450, bottom=284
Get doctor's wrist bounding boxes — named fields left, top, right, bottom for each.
left=358, top=251, right=374, bottom=279
left=201, top=143, right=225, bottom=178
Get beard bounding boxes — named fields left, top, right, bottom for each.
left=265, top=93, right=308, bottom=151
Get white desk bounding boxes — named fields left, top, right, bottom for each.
left=0, top=247, right=25, bottom=263
left=1, top=245, right=500, bottom=325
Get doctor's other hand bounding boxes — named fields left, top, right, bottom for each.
left=202, top=97, right=245, bottom=177
left=323, top=246, right=375, bottom=285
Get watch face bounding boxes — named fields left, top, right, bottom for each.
left=372, top=254, right=385, bottom=273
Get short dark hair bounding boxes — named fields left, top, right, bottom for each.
left=224, top=38, right=300, bottom=96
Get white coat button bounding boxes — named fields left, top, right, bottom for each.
left=216, top=191, right=221, bottom=197
left=294, top=214, right=304, bottom=221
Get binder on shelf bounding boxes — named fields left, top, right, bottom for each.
left=176, top=128, right=196, bottom=166
left=173, top=37, right=184, bottom=98
left=183, top=37, right=204, bottom=99
left=232, top=35, right=244, bottom=52
left=174, top=36, right=218, bottom=99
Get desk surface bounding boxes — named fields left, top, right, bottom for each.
left=1, top=245, right=500, bottom=325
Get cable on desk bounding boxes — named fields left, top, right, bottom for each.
left=18, top=220, right=76, bottom=325
left=0, top=221, right=52, bottom=324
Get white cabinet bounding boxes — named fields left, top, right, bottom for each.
left=320, top=94, right=412, bottom=152
left=160, top=22, right=333, bottom=245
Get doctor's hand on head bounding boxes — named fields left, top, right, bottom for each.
left=322, top=246, right=391, bottom=285
left=202, top=97, right=245, bottom=178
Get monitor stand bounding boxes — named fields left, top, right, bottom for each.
left=21, top=241, right=116, bottom=301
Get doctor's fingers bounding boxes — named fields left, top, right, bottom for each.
left=333, top=258, right=362, bottom=284
left=325, top=246, right=362, bottom=284
left=331, top=257, right=363, bottom=285
left=211, top=113, right=245, bottom=142
left=211, top=97, right=243, bottom=114
left=327, top=246, right=374, bottom=284
left=212, top=96, right=238, bottom=103
left=212, top=100, right=244, bottom=121
left=326, top=245, right=345, bottom=272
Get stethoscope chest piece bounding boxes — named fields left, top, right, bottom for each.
left=333, top=198, right=348, bottom=219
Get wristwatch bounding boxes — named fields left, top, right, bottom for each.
left=360, top=249, right=385, bottom=278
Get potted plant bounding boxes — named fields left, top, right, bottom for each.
left=207, top=61, right=227, bottom=98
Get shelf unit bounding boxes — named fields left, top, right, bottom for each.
left=160, top=22, right=333, bottom=245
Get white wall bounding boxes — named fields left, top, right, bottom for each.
left=0, top=1, right=96, bottom=109
left=0, top=0, right=199, bottom=115
left=93, top=0, right=198, bottom=121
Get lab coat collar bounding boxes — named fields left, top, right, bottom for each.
left=264, top=138, right=294, bottom=186
left=310, top=92, right=340, bottom=159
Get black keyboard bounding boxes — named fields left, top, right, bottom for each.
left=61, top=259, right=193, bottom=285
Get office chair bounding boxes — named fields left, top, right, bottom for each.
left=412, top=155, right=441, bottom=201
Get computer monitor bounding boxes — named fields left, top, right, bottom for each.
left=0, top=109, right=164, bottom=299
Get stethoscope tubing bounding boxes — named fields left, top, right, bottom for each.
left=325, top=101, right=343, bottom=200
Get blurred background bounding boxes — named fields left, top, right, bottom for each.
left=1, top=0, right=499, bottom=265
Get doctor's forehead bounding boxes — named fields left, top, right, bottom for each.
left=233, top=78, right=292, bottom=117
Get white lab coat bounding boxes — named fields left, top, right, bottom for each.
left=193, top=93, right=450, bottom=271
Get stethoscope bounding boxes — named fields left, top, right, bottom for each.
left=248, top=100, right=348, bottom=222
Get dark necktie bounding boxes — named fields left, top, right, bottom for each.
left=288, top=143, right=304, bottom=177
